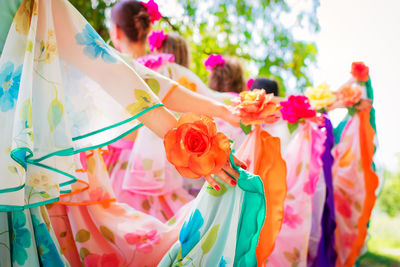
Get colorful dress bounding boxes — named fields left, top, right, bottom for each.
left=106, top=54, right=244, bottom=222
left=332, top=83, right=379, bottom=267
left=0, top=0, right=266, bottom=266
left=265, top=120, right=326, bottom=267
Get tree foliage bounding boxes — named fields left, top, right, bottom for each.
left=70, top=0, right=320, bottom=95
left=378, top=167, right=400, bottom=218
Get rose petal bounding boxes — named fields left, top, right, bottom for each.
left=189, top=152, right=216, bottom=177
left=176, top=166, right=201, bottom=178
left=177, top=113, right=202, bottom=127
left=164, top=130, right=190, bottom=167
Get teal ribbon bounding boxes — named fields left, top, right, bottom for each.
left=230, top=152, right=266, bottom=267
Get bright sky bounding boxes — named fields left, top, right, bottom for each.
left=313, top=0, right=400, bottom=169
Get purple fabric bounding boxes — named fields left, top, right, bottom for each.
left=312, top=117, right=337, bottom=267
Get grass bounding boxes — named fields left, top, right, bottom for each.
left=358, top=210, right=400, bottom=266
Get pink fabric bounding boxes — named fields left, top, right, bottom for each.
left=48, top=149, right=191, bottom=266
left=109, top=127, right=193, bottom=222
left=267, top=122, right=326, bottom=267
left=103, top=139, right=134, bottom=173
left=136, top=54, right=175, bottom=71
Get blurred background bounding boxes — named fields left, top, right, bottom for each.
left=70, top=0, right=400, bottom=265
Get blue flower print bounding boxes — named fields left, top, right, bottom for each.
left=0, top=62, right=22, bottom=112
left=179, top=209, right=204, bottom=257
left=75, top=24, right=117, bottom=63
left=31, top=214, right=64, bottom=266
left=218, top=256, right=227, bottom=267
left=11, top=211, right=31, bottom=265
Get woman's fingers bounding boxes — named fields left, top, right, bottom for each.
left=204, top=175, right=221, bottom=191
left=232, top=154, right=247, bottom=170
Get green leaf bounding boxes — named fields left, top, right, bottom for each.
left=167, top=216, right=176, bottom=226
left=21, top=99, right=33, bottom=128
left=75, top=229, right=90, bottom=243
left=288, top=122, right=299, bottom=134
left=120, top=161, right=128, bottom=170
left=142, top=159, right=153, bottom=170
left=240, top=122, right=252, bottom=135
left=100, top=225, right=115, bottom=244
left=79, top=247, right=90, bottom=259
left=146, top=78, right=160, bottom=95
left=48, top=98, right=64, bottom=132
left=8, top=166, right=18, bottom=174
left=39, top=192, right=50, bottom=199
left=201, top=224, right=220, bottom=255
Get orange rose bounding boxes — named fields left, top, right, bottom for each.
left=338, top=83, right=363, bottom=107
left=232, top=89, right=280, bottom=125
left=164, top=113, right=231, bottom=178
left=351, top=62, right=369, bottom=82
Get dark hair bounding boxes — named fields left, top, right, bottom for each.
left=251, top=78, right=279, bottom=96
left=111, top=0, right=151, bottom=43
left=157, top=32, right=190, bottom=68
left=208, top=57, right=245, bottom=94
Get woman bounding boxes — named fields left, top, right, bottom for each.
left=0, top=0, right=267, bottom=266
left=106, top=0, right=243, bottom=219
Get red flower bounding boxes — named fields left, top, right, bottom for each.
left=164, top=113, right=230, bottom=178
left=280, top=95, right=316, bottom=124
left=83, top=253, right=119, bottom=267
left=351, top=62, right=369, bottom=82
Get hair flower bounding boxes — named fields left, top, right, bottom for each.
left=141, top=0, right=162, bottom=23
left=148, top=30, right=168, bottom=52
left=246, top=78, right=254, bottom=90
left=136, top=53, right=174, bottom=70
left=164, top=113, right=231, bottom=179
left=204, top=54, right=225, bottom=71
left=350, top=62, right=369, bottom=82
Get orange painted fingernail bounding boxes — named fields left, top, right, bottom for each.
left=231, top=180, right=237, bottom=186
left=214, top=185, right=220, bottom=191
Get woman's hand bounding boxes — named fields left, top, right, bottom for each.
left=218, top=104, right=241, bottom=127
left=204, top=154, right=247, bottom=191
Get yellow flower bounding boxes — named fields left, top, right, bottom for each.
left=28, top=171, right=54, bottom=190
left=14, top=0, right=36, bottom=35
left=305, top=83, right=336, bottom=110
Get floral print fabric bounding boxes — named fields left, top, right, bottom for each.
left=0, top=0, right=161, bottom=210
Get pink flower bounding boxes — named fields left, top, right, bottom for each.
left=83, top=253, right=120, bottom=267
left=136, top=53, right=174, bottom=70
left=342, top=232, right=357, bottom=248
left=204, top=54, right=225, bottom=71
left=280, top=95, right=316, bottom=124
left=283, top=205, right=303, bottom=229
left=141, top=0, right=162, bottom=23
left=124, top=230, right=160, bottom=254
left=334, top=192, right=352, bottom=218
left=247, top=78, right=254, bottom=90
left=148, top=30, right=168, bottom=52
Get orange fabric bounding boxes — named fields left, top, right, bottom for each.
left=338, top=110, right=379, bottom=267
left=162, top=84, right=179, bottom=103
left=254, top=126, right=287, bottom=265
